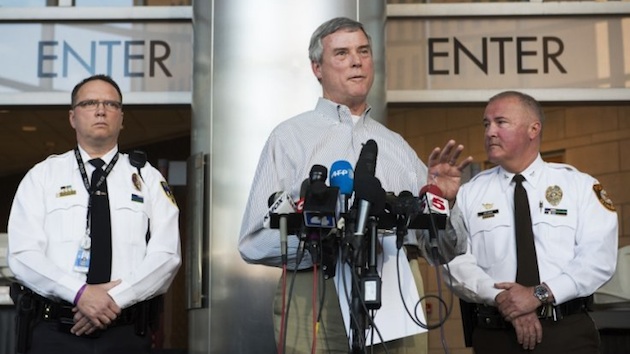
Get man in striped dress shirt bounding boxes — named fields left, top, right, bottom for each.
left=239, top=17, right=472, bottom=354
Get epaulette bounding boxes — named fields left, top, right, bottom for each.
left=44, top=153, right=63, bottom=161
left=547, top=162, right=577, bottom=172
left=469, top=165, right=499, bottom=182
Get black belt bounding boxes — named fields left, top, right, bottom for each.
left=474, top=296, right=592, bottom=329
left=40, top=300, right=139, bottom=325
left=33, top=294, right=143, bottom=337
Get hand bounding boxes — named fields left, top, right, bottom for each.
left=70, top=311, right=97, bottom=336
left=426, top=140, right=473, bottom=202
left=495, top=282, right=540, bottom=321
left=72, top=279, right=122, bottom=334
left=511, top=312, right=543, bottom=350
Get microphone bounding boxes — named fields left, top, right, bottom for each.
left=387, top=190, right=419, bottom=216
left=265, top=191, right=297, bottom=265
left=295, top=178, right=309, bottom=213
left=354, top=139, right=377, bottom=177
left=392, top=190, right=417, bottom=249
left=329, top=160, right=354, bottom=214
left=353, top=140, right=384, bottom=236
left=353, top=175, right=385, bottom=236
left=309, top=164, right=328, bottom=198
left=303, top=165, right=340, bottom=229
left=295, top=179, right=310, bottom=265
left=263, top=191, right=297, bottom=228
left=419, top=184, right=448, bottom=260
left=419, top=184, right=449, bottom=216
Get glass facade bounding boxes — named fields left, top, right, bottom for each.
left=75, top=0, right=134, bottom=6
left=0, top=0, right=191, bottom=7
left=0, top=0, right=47, bottom=7
left=388, top=0, right=627, bottom=3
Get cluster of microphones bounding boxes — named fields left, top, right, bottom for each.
left=264, top=139, right=449, bottom=271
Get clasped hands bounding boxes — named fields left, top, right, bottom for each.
left=495, top=282, right=544, bottom=351
left=70, top=280, right=121, bottom=336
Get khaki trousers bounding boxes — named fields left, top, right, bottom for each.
left=273, top=255, right=428, bottom=354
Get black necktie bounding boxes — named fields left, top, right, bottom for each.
left=513, top=174, right=540, bottom=286
left=87, top=158, right=112, bottom=284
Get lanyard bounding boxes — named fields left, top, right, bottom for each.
left=74, top=147, right=119, bottom=236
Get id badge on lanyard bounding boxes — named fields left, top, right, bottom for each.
left=72, top=148, right=119, bottom=274
left=74, top=232, right=92, bottom=273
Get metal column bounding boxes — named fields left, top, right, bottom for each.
left=189, top=1, right=386, bottom=352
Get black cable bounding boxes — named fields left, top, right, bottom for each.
left=395, top=247, right=453, bottom=330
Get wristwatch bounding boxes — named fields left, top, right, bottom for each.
left=533, top=284, right=550, bottom=304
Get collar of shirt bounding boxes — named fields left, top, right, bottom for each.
left=316, top=97, right=372, bottom=126
left=497, top=154, right=545, bottom=192
left=76, top=145, right=119, bottom=173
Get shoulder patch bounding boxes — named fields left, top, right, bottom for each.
left=161, top=181, right=177, bottom=206
left=593, top=184, right=615, bottom=212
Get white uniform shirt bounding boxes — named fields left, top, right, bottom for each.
left=8, top=146, right=181, bottom=309
left=445, top=155, right=618, bottom=305
left=238, top=98, right=466, bottom=269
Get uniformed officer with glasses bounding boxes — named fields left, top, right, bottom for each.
left=8, top=74, right=181, bottom=354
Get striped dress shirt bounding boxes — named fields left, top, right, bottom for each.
left=239, top=98, right=463, bottom=269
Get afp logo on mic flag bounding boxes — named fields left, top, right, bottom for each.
left=330, top=167, right=352, bottom=179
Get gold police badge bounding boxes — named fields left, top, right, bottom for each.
left=545, top=185, right=563, bottom=206
left=132, top=173, right=142, bottom=192
left=593, top=184, right=616, bottom=212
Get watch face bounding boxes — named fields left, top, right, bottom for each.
left=535, top=285, right=549, bottom=302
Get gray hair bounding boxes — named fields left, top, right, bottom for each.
left=308, top=17, right=371, bottom=64
left=489, top=90, right=545, bottom=126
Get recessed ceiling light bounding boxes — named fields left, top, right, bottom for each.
left=22, top=126, right=37, bottom=132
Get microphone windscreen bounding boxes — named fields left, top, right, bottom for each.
left=299, top=178, right=309, bottom=198
left=354, top=175, right=386, bottom=215
left=420, top=184, right=443, bottom=197
left=399, top=190, right=413, bottom=198
left=309, top=164, right=328, bottom=184
left=330, top=160, right=354, bottom=195
left=355, top=139, right=378, bottom=177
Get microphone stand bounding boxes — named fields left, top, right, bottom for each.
left=349, top=218, right=366, bottom=353
left=349, top=215, right=382, bottom=354
left=365, top=217, right=381, bottom=311
left=268, top=199, right=448, bottom=353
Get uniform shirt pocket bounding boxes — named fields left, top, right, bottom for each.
left=46, top=194, right=86, bottom=243
left=533, top=205, right=577, bottom=260
left=110, top=192, right=149, bottom=246
left=467, top=209, right=513, bottom=269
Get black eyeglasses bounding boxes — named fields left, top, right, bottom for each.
left=73, top=99, right=122, bottom=111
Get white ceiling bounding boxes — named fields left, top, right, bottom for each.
left=0, top=105, right=191, bottom=177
